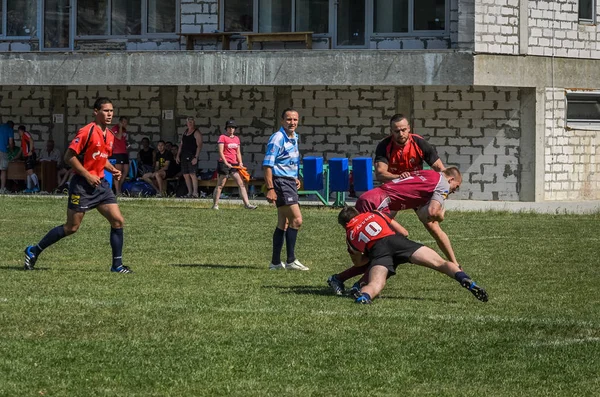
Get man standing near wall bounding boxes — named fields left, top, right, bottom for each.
left=263, top=108, right=308, bottom=271
left=0, top=120, right=15, bottom=194
left=375, top=114, right=445, bottom=181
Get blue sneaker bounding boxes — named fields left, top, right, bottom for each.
left=110, top=265, right=133, bottom=274
left=327, top=275, right=345, bottom=296
left=31, top=186, right=40, bottom=193
left=461, top=278, right=488, bottom=302
left=355, top=294, right=372, bottom=304
left=24, top=246, right=38, bottom=270
left=349, top=281, right=364, bottom=299
left=23, top=188, right=33, bottom=194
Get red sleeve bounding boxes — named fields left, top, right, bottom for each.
left=217, top=135, right=226, bottom=144
left=69, top=125, right=93, bottom=155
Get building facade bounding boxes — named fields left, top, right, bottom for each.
left=1, top=0, right=599, bottom=201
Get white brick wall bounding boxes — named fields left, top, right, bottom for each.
left=544, top=88, right=600, bottom=200
left=0, top=86, right=52, bottom=149
left=181, top=0, right=218, bottom=34
left=474, top=0, right=520, bottom=54
left=414, top=85, right=521, bottom=200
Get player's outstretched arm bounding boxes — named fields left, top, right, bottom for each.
left=389, top=219, right=409, bottom=237
left=422, top=220, right=459, bottom=266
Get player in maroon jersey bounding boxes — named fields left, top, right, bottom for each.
left=338, top=207, right=487, bottom=304
left=328, top=167, right=462, bottom=295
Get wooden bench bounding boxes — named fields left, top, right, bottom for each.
left=6, top=161, right=58, bottom=192
left=243, top=31, right=313, bottom=50
left=180, top=32, right=235, bottom=50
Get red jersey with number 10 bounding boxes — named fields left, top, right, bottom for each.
left=346, top=211, right=396, bottom=253
left=68, top=122, right=114, bottom=178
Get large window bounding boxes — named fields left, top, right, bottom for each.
left=223, top=0, right=329, bottom=34
left=579, top=0, right=596, bottom=22
left=566, top=91, right=600, bottom=129
left=77, top=0, right=177, bottom=36
left=0, top=0, right=37, bottom=37
left=374, top=0, right=446, bottom=33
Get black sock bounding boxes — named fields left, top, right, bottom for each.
left=271, top=227, right=285, bottom=265
left=285, top=227, right=299, bottom=263
left=37, top=225, right=67, bottom=253
left=110, top=228, right=124, bottom=268
left=454, top=271, right=471, bottom=284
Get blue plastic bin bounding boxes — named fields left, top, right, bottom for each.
left=329, top=158, right=349, bottom=192
left=105, top=159, right=116, bottom=188
left=303, top=156, right=324, bottom=191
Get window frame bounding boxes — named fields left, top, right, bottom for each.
left=565, top=90, right=600, bottom=131
left=73, top=0, right=180, bottom=40
left=371, top=0, right=449, bottom=37
left=0, top=0, right=40, bottom=39
left=578, top=0, right=597, bottom=24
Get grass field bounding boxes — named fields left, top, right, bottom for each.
left=1, top=196, right=599, bottom=396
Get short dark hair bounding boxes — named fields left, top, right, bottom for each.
left=157, top=140, right=165, bottom=145
left=93, top=97, right=112, bottom=110
left=119, top=116, right=128, bottom=122
left=281, top=108, right=298, bottom=119
left=141, top=137, right=150, bottom=143
left=7, top=120, right=14, bottom=128
left=338, top=206, right=359, bottom=227
left=18, top=125, right=26, bottom=132
left=172, top=144, right=178, bottom=149
left=165, top=141, right=173, bottom=146
left=389, top=113, right=408, bottom=127
left=443, top=166, right=461, bottom=180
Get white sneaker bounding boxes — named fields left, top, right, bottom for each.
left=245, top=204, right=257, bottom=210
left=212, top=204, right=219, bottom=210
left=286, top=259, right=309, bottom=271
left=269, top=262, right=286, bottom=270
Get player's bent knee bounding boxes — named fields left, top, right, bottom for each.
left=291, top=217, right=303, bottom=228
left=64, top=224, right=80, bottom=235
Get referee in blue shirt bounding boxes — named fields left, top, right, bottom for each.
left=263, top=108, right=309, bottom=271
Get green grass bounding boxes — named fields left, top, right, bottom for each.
left=1, top=196, right=599, bottom=396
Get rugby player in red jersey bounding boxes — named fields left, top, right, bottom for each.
left=328, top=167, right=462, bottom=296
left=24, top=97, right=132, bottom=273
left=338, top=207, right=487, bottom=304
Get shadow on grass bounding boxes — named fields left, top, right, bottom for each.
left=0, top=266, right=49, bottom=271
left=379, top=295, right=459, bottom=303
left=169, top=263, right=256, bottom=270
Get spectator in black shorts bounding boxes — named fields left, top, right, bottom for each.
left=176, top=117, right=202, bottom=198
left=24, top=97, right=132, bottom=274
left=137, top=137, right=155, bottom=176
left=141, top=140, right=177, bottom=197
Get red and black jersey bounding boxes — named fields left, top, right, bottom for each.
left=20, top=131, right=34, bottom=157
left=345, top=211, right=396, bottom=254
left=374, top=134, right=440, bottom=174
left=69, top=122, right=114, bottom=178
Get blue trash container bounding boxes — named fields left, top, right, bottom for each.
left=303, top=156, right=324, bottom=191
left=329, top=158, right=349, bottom=192
left=352, top=157, right=373, bottom=192
left=105, top=159, right=116, bottom=189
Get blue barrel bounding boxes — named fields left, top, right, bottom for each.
left=303, top=156, right=324, bottom=190
left=352, top=157, right=373, bottom=192
left=105, top=159, right=117, bottom=188
left=329, top=158, right=349, bottom=192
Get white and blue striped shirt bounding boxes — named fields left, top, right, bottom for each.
left=262, top=127, right=300, bottom=178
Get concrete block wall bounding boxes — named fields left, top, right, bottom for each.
left=0, top=86, right=52, bottom=149
left=474, top=0, right=520, bottom=54
left=66, top=86, right=162, bottom=158
left=181, top=0, right=218, bottom=34
left=413, top=85, right=521, bottom=200
left=528, top=0, right=600, bottom=58
left=544, top=88, right=600, bottom=200
left=176, top=85, right=276, bottom=173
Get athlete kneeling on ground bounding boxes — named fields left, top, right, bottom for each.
left=338, top=206, right=488, bottom=304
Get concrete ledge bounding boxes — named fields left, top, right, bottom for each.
left=445, top=200, right=600, bottom=214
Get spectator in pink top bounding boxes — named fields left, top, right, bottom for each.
left=110, top=116, right=129, bottom=195
left=212, top=119, right=257, bottom=210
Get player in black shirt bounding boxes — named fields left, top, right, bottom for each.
left=141, top=140, right=176, bottom=197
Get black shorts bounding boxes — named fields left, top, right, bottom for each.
left=165, top=169, right=179, bottom=179
left=68, top=174, right=117, bottom=213
left=217, top=162, right=239, bottom=176
left=180, top=157, right=196, bottom=175
left=25, top=153, right=36, bottom=170
left=274, top=177, right=299, bottom=208
left=110, top=153, right=129, bottom=165
left=367, top=235, right=423, bottom=276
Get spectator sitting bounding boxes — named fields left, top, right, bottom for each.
left=38, top=139, right=62, bottom=163
left=141, top=140, right=178, bottom=197
left=137, top=137, right=155, bottom=176
left=165, top=141, right=173, bottom=152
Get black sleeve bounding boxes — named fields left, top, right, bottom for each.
left=165, top=151, right=174, bottom=162
left=413, top=135, right=440, bottom=166
left=374, top=138, right=390, bottom=164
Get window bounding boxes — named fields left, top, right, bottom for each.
left=222, top=0, right=329, bottom=33
left=0, top=0, right=37, bottom=37
left=77, top=0, right=177, bottom=36
left=566, top=91, right=600, bottom=129
left=579, top=0, right=596, bottom=22
left=374, top=0, right=446, bottom=34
